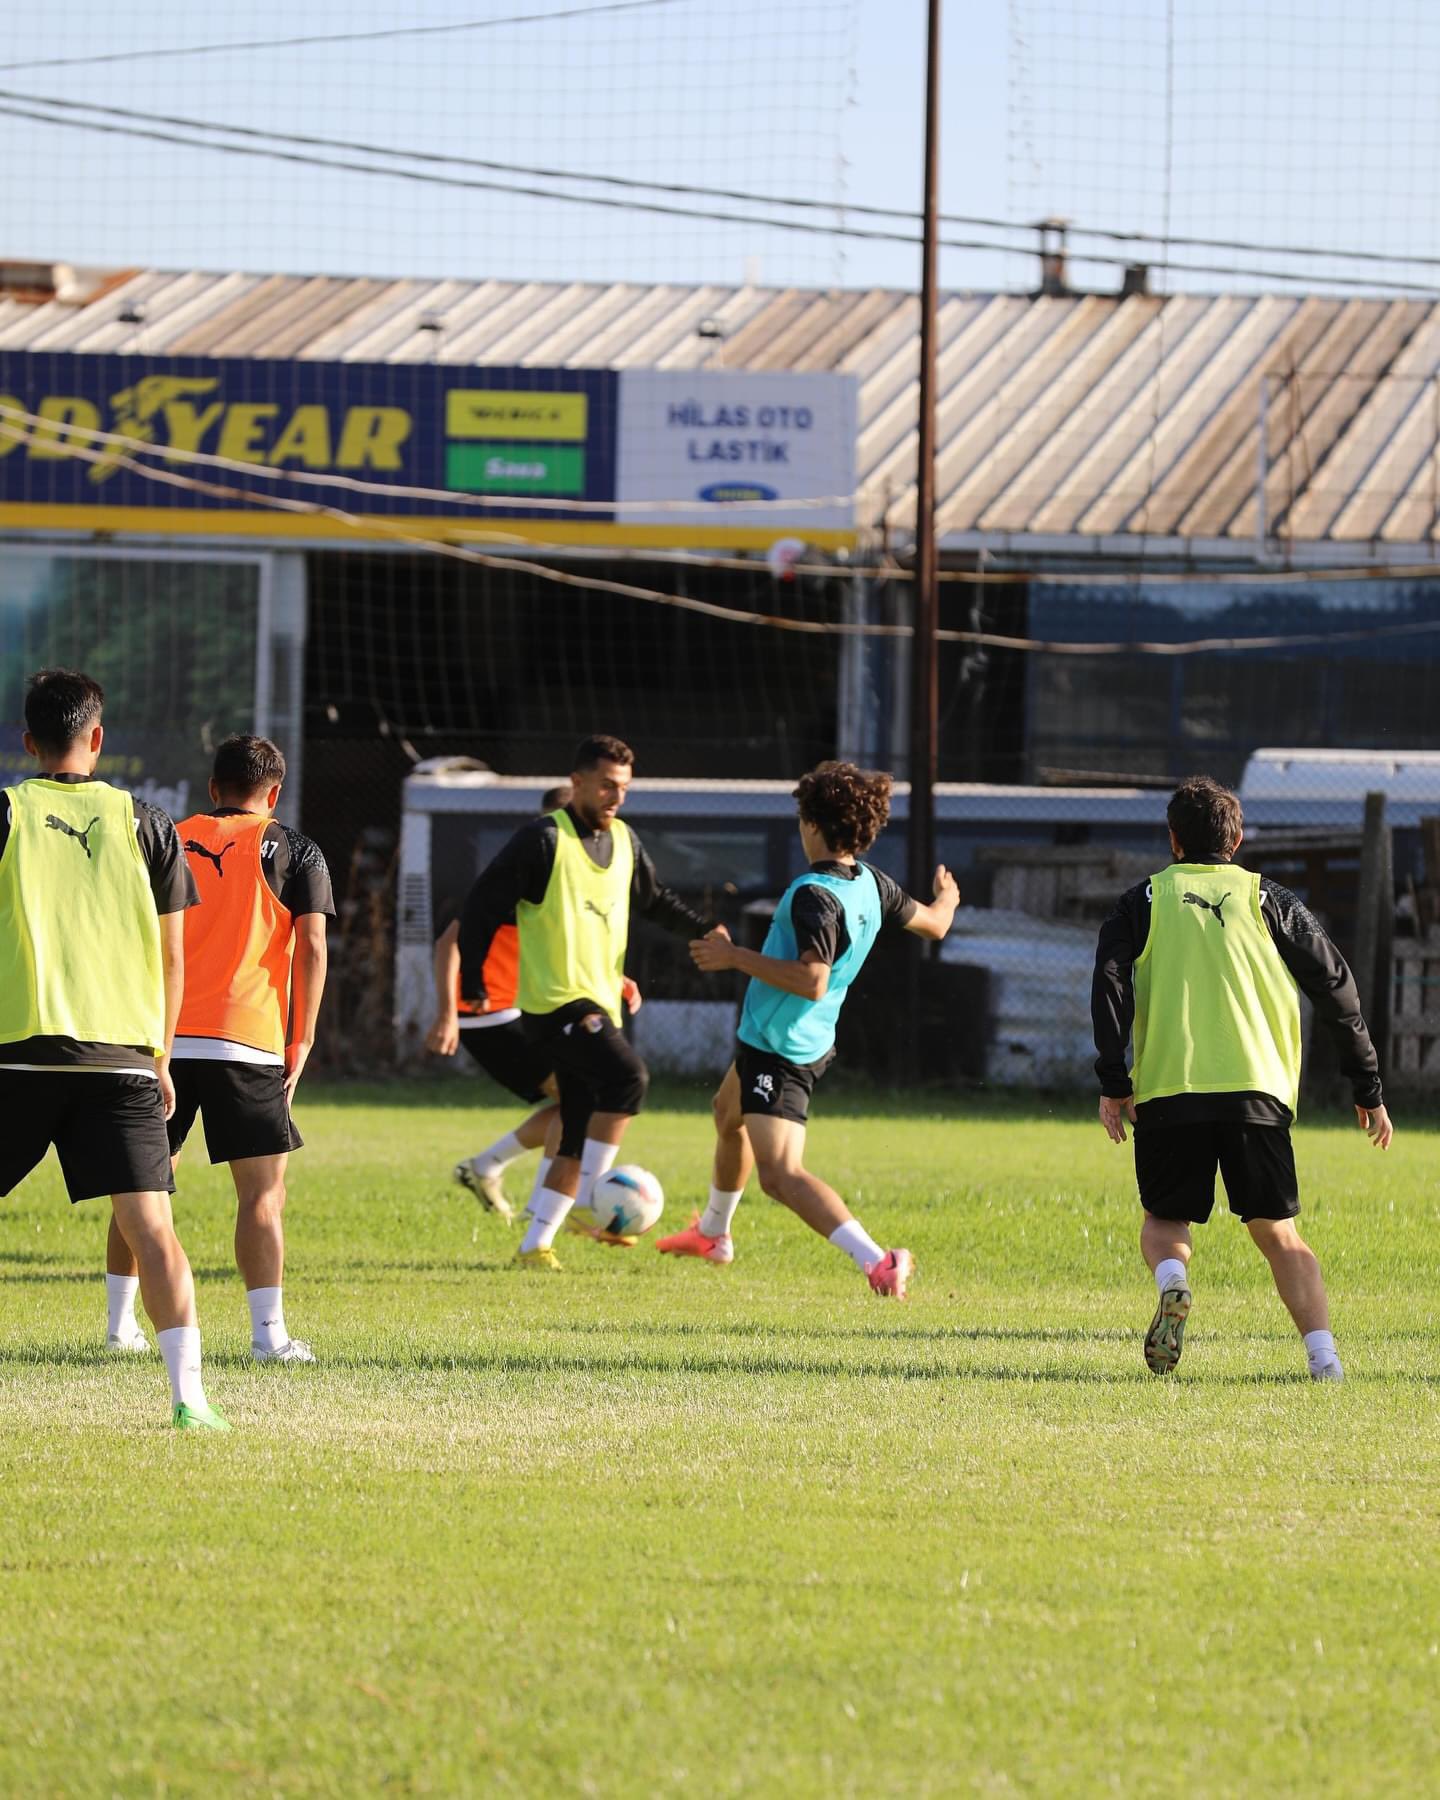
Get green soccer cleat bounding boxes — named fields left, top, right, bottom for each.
left=172, top=1401, right=231, bottom=1432
left=1144, top=1284, right=1192, bottom=1375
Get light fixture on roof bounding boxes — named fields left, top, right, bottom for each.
left=117, top=301, right=146, bottom=325
left=417, top=313, right=445, bottom=333
left=696, top=317, right=725, bottom=340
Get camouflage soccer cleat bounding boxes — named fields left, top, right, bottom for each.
left=454, top=1159, right=516, bottom=1225
left=1144, top=1284, right=1192, bottom=1375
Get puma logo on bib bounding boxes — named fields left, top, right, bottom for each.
left=1183, top=891, right=1229, bottom=928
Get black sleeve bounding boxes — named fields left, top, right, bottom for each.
left=790, top=884, right=845, bottom=965
left=458, top=818, right=557, bottom=1001
left=867, top=864, right=919, bottom=930
left=133, top=800, right=200, bottom=915
left=262, top=824, right=336, bottom=918
left=1261, top=879, right=1383, bottom=1107
left=1092, top=880, right=1149, bottom=1096
left=629, top=828, right=712, bottom=937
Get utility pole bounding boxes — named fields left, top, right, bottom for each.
left=907, top=0, right=942, bottom=902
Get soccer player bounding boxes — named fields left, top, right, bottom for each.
left=105, top=735, right=334, bottom=1364
left=458, top=734, right=717, bottom=1269
left=428, top=784, right=573, bottom=1223
left=660, top=761, right=959, bottom=1298
left=1092, top=774, right=1393, bottom=1381
left=0, top=669, right=226, bottom=1429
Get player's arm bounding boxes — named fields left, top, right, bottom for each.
left=1261, top=879, right=1393, bottom=1148
left=691, top=881, right=836, bottom=999
left=458, top=819, right=554, bottom=1003
left=285, top=914, right=328, bottom=1104
left=691, top=935, right=831, bottom=1000
left=157, top=910, right=184, bottom=1122
left=427, top=920, right=462, bottom=1055
left=1092, top=883, right=1146, bottom=1143
left=629, top=831, right=719, bottom=938
left=902, top=864, right=960, bottom=939
left=137, top=799, right=199, bottom=1122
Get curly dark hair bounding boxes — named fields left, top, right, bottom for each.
left=793, top=761, right=893, bottom=856
left=1167, top=775, right=1243, bottom=861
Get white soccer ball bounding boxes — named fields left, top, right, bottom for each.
left=590, top=1165, right=664, bottom=1239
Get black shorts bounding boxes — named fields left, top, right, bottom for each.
left=735, top=1041, right=836, bottom=1126
left=459, top=1019, right=553, bottom=1104
left=1134, top=1121, right=1300, bottom=1224
left=0, top=1069, right=175, bottom=1203
left=167, top=1061, right=303, bottom=1164
left=523, top=1000, right=648, bottom=1159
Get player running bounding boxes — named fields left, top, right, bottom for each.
left=0, top=669, right=226, bottom=1429
left=661, top=761, right=958, bottom=1298
left=1092, top=774, right=1393, bottom=1381
left=105, top=735, right=333, bottom=1365
left=429, top=785, right=573, bottom=1223
left=458, top=734, right=718, bottom=1269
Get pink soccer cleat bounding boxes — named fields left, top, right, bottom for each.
left=866, top=1248, right=914, bottom=1299
left=655, top=1214, right=735, bottom=1265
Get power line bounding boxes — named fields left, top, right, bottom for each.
left=4, top=84, right=1437, bottom=280
left=4, top=97, right=1438, bottom=297
left=0, top=0, right=691, bottom=76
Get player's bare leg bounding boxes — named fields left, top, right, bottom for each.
left=1247, top=1216, right=1340, bottom=1380
left=456, top=1076, right=561, bottom=1223
left=520, top=1109, right=635, bottom=1261
left=1140, top=1210, right=1193, bottom=1375
left=111, top=1189, right=226, bottom=1429
left=104, top=1207, right=149, bottom=1352
left=744, top=1113, right=912, bottom=1297
left=227, top=1152, right=310, bottom=1363
left=658, top=1063, right=746, bottom=1263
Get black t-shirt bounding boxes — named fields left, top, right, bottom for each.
left=789, top=860, right=918, bottom=964
left=0, top=772, right=199, bottom=1070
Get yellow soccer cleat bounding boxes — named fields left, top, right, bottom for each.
left=513, top=1246, right=564, bottom=1272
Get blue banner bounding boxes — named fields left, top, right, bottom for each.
left=0, top=352, right=618, bottom=522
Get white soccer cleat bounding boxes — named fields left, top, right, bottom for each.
left=252, top=1338, right=316, bottom=1365
left=105, top=1325, right=152, bottom=1355
left=1310, top=1359, right=1344, bottom=1383
left=453, top=1159, right=516, bottom=1224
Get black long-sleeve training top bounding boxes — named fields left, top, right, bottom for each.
left=458, top=804, right=712, bottom=1008
left=1092, top=869, right=1383, bottom=1126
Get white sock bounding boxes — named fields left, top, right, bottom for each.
left=521, top=1187, right=575, bottom=1253
left=473, top=1129, right=527, bottom=1175
left=156, top=1325, right=207, bottom=1410
left=106, top=1272, right=140, bottom=1339
left=577, top=1138, right=620, bottom=1209
left=524, top=1155, right=553, bottom=1219
left=700, top=1186, right=744, bottom=1239
left=829, top=1218, right=885, bottom=1273
left=1155, top=1257, right=1189, bottom=1294
left=247, top=1286, right=288, bottom=1353
left=1304, top=1328, right=1339, bottom=1372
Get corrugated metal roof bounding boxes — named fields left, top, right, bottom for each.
left=5, top=266, right=1440, bottom=545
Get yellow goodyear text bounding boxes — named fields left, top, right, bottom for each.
left=444, top=390, right=588, bottom=441
left=0, top=382, right=413, bottom=482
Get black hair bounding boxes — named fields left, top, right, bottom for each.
left=24, top=668, right=104, bottom=753
left=573, top=734, right=634, bottom=773
left=1167, top=775, right=1243, bottom=861
left=793, top=761, right=893, bottom=856
left=212, top=733, right=287, bottom=798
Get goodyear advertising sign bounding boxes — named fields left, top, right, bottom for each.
left=0, top=353, right=857, bottom=547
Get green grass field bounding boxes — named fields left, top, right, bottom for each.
left=2, top=1079, right=1437, bottom=1796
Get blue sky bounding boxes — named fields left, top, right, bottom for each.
left=0, top=0, right=1436, bottom=299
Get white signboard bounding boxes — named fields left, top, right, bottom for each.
left=616, top=371, right=857, bottom=531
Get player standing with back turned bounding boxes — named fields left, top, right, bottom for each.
left=105, top=735, right=333, bottom=1364
left=1092, top=775, right=1392, bottom=1381
left=0, top=669, right=226, bottom=1429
